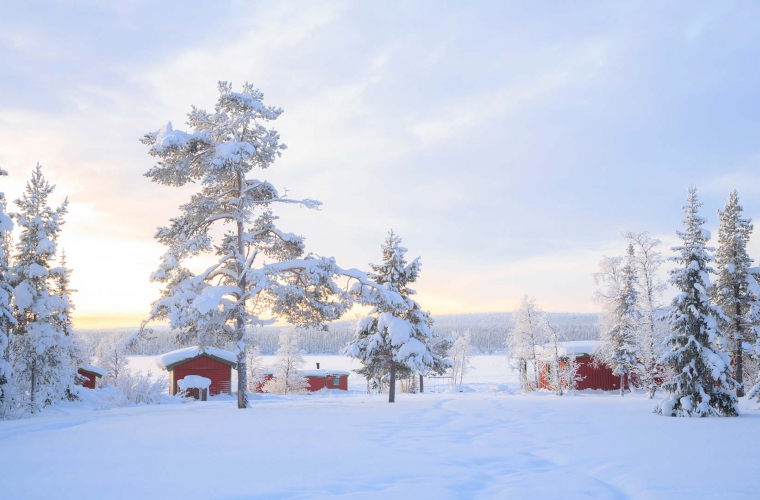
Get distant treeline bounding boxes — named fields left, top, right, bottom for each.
left=77, top=312, right=600, bottom=357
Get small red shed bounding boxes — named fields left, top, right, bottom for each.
left=78, top=364, right=107, bottom=389
left=538, top=341, right=623, bottom=391
left=255, top=365, right=349, bottom=393
left=156, top=346, right=237, bottom=397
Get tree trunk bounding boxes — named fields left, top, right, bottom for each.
left=735, top=343, right=744, bottom=397
left=30, top=360, right=36, bottom=412
left=389, top=361, right=396, bottom=403
left=235, top=169, right=248, bottom=409
left=419, top=374, right=424, bottom=393
left=735, top=300, right=744, bottom=397
left=620, top=374, right=625, bottom=397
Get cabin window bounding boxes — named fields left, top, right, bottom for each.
left=332, top=377, right=340, bottom=386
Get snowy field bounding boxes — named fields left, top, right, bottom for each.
left=0, top=356, right=758, bottom=499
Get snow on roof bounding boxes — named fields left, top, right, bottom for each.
left=260, top=368, right=350, bottom=377
left=299, top=369, right=350, bottom=377
left=155, top=346, right=237, bottom=370
left=535, top=340, right=600, bottom=360
left=80, top=364, right=107, bottom=378
left=177, top=375, right=212, bottom=391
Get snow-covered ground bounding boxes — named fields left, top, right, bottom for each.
left=1, top=356, right=758, bottom=499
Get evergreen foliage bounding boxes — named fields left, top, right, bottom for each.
left=712, top=190, right=759, bottom=397
left=657, top=188, right=738, bottom=417
left=343, top=231, right=450, bottom=402
left=7, top=165, right=83, bottom=412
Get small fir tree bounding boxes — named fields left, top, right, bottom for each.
left=656, top=187, right=738, bottom=417
left=344, top=231, right=449, bottom=403
left=712, top=190, right=759, bottom=397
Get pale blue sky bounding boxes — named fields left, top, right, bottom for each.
left=2, top=1, right=760, bottom=326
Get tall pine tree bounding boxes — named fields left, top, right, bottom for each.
left=0, top=168, right=15, bottom=409
left=712, top=190, right=758, bottom=397
left=10, top=165, right=80, bottom=411
left=344, top=231, right=449, bottom=403
left=142, top=82, right=394, bottom=408
left=657, top=187, right=738, bottom=417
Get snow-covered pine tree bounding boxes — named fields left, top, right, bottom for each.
left=450, top=330, right=473, bottom=385
left=712, top=190, right=759, bottom=398
left=0, top=168, right=15, bottom=409
left=622, top=231, right=668, bottom=398
left=506, top=295, right=547, bottom=391
left=657, top=187, right=738, bottom=417
left=597, top=244, right=639, bottom=396
left=50, top=250, right=76, bottom=338
left=142, top=82, right=393, bottom=409
left=264, top=328, right=308, bottom=395
left=10, top=164, right=80, bottom=410
left=343, top=231, right=449, bottom=403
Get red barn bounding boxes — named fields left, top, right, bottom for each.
left=156, top=346, right=237, bottom=397
left=538, top=341, right=623, bottom=391
left=255, top=365, right=349, bottom=393
left=77, top=364, right=106, bottom=389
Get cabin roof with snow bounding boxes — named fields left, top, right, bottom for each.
left=536, top=340, right=599, bottom=360
left=260, top=368, right=350, bottom=377
left=79, top=364, right=107, bottom=378
left=155, top=346, right=237, bottom=371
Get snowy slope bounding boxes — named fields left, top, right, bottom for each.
left=1, top=368, right=759, bottom=498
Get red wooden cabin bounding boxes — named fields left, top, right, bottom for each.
left=77, top=364, right=106, bottom=389
left=255, top=364, right=349, bottom=393
left=156, top=346, right=237, bottom=397
left=538, top=341, right=623, bottom=391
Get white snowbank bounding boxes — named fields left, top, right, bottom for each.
left=177, top=375, right=212, bottom=392
left=155, top=346, right=237, bottom=369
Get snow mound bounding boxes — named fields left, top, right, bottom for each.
left=155, top=346, right=237, bottom=369
left=177, top=375, right=211, bottom=392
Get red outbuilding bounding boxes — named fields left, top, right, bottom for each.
left=77, top=364, right=107, bottom=389
left=156, top=346, right=237, bottom=397
left=537, top=341, right=624, bottom=391
left=255, top=364, right=349, bottom=393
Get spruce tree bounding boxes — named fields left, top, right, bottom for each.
left=0, top=168, right=15, bottom=408
left=657, top=187, right=738, bottom=417
left=10, top=165, right=80, bottom=410
left=713, top=190, right=758, bottom=397
left=344, top=231, right=449, bottom=403
left=598, top=244, right=639, bottom=396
